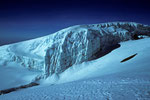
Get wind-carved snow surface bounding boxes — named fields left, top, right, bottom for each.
left=0, top=22, right=150, bottom=79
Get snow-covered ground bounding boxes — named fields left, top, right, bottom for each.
left=0, top=62, right=41, bottom=90
left=0, top=38, right=150, bottom=100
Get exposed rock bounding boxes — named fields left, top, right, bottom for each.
left=121, top=53, right=138, bottom=63
left=0, top=82, right=39, bottom=95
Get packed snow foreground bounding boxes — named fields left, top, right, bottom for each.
left=0, top=22, right=150, bottom=99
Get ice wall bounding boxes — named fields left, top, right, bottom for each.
left=44, top=22, right=150, bottom=77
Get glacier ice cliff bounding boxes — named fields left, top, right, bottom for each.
left=0, top=22, right=150, bottom=78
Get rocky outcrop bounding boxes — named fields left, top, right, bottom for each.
left=0, top=82, right=39, bottom=95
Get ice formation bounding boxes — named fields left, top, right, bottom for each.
left=0, top=22, right=150, bottom=78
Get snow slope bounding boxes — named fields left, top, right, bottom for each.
left=0, top=38, right=150, bottom=100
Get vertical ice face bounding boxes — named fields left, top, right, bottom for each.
left=0, top=22, right=150, bottom=78
left=44, top=29, right=113, bottom=76
left=44, top=46, right=55, bottom=77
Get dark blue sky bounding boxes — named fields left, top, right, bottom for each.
left=0, top=0, right=150, bottom=45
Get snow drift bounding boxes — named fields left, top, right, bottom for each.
left=0, top=22, right=150, bottom=78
